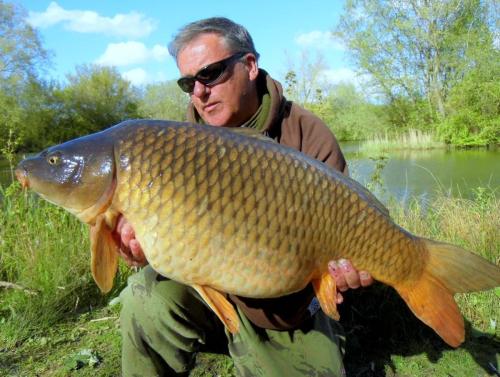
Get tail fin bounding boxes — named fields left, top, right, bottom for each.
left=396, top=238, right=500, bottom=348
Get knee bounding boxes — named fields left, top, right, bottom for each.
left=119, top=266, right=196, bottom=320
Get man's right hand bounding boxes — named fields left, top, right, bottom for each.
left=114, top=216, right=148, bottom=267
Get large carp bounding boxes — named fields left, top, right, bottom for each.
left=16, top=120, right=500, bottom=347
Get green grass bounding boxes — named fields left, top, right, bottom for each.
left=1, top=182, right=499, bottom=376
left=0, top=183, right=130, bottom=348
left=360, top=129, right=445, bottom=154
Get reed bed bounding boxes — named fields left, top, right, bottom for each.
left=361, top=129, right=445, bottom=153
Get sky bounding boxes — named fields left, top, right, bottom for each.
left=17, top=1, right=356, bottom=87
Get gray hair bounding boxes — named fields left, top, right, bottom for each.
left=168, top=17, right=260, bottom=62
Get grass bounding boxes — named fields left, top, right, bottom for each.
left=360, top=129, right=445, bottom=154
left=1, top=182, right=499, bottom=376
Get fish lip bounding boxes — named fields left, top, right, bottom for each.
left=15, top=167, right=29, bottom=189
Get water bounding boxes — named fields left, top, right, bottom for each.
left=342, top=142, right=500, bottom=204
left=1, top=147, right=499, bottom=203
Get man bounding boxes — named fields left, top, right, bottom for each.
left=117, top=17, right=373, bottom=377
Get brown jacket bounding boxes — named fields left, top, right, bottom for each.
left=187, top=70, right=347, bottom=330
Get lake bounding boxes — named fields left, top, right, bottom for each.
left=1, top=146, right=498, bottom=204
left=341, top=143, right=499, bottom=205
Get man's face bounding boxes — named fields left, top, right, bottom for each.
left=177, top=33, right=259, bottom=127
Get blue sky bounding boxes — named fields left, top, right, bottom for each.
left=18, top=1, right=356, bottom=87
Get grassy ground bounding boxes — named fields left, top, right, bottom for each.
left=1, top=182, right=499, bottom=376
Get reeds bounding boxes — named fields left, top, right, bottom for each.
left=361, top=129, right=445, bottom=153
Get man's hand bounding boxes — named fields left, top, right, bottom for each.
left=328, top=260, right=373, bottom=304
left=114, top=216, right=148, bottom=267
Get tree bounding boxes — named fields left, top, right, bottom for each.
left=138, top=81, right=189, bottom=121
left=283, top=51, right=329, bottom=106
left=53, top=65, right=141, bottom=142
left=321, top=83, right=388, bottom=140
left=0, top=1, right=50, bottom=154
left=437, top=48, right=500, bottom=146
left=0, top=1, right=49, bottom=83
left=336, top=0, right=496, bottom=125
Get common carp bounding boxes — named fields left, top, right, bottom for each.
left=16, top=119, right=500, bottom=347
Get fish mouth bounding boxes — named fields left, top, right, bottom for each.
left=15, top=167, right=30, bottom=189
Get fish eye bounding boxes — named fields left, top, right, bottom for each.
left=47, top=152, right=62, bottom=166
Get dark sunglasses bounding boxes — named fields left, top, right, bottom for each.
left=177, top=52, right=247, bottom=93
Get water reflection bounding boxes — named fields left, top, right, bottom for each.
left=343, top=143, right=499, bottom=204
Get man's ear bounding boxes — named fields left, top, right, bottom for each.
left=245, top=54, right=259, bottom=81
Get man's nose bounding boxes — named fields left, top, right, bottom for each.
left=192, top=80, right=210, bottom=98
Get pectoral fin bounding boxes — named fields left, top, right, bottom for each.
left=90, top=213, right=119, bottom=293
left=312, top=272, right=340, bottom=320
left=192, top=284, right=240, bottom=334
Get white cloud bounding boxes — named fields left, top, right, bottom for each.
left=319, top=68, right=372, bottom=89
left=320, top=68, right=357, bottom=84
left=295, top=31, right=345, bottom=51
left=95, top=42, right=168, bottom=67
left=122, top=68, right=148, bottom=86
left=28, top=2, right=156, bottom=38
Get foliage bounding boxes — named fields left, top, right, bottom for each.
left=437, top=54, right=500, bottom=146
left=0, top=88, right=22, bottom=172
left=336, top=0, right=498, bottom=135
left=137, top=80, right=189, bottom=121
left=0, top=1, right=50, bottom=154
left=313, top=82, right=388, bottom=140
left=283, top=56, right=390, bottom=141
left=0, top=0, right=49, bottom=83
left=283, top=51, right=329, bottom=105
left=51, top=65, right=141, bottom=142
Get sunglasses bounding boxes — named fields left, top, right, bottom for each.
left=177, top=52, right=247, bottom=93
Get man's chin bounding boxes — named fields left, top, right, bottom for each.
left=202, top=113, right=231, bottom=127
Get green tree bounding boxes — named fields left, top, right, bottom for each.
left=0, top=0, right=49, bottom=83
left=437, top=51, right=500, bottom=146
left=336, top=0, right=496, bottom=126
left=320, top=82, right=388, bottom=140
left=0, top=1, right=50, bottom=153
left=52, top=65, right=141, bottom=142
left=138, top=80, right=189, bottom=121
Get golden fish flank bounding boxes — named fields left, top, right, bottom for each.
left=15, top=119, right=500, bottom=347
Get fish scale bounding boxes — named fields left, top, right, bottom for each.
left=113, top=123, right=415, bottom=295
left=16, top=119, right=500, bottom=346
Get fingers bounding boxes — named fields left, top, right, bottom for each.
left=328, top=259, right=373, bottom=293
left=359, top=270, right=374, bottom=287
left=129, top=239, right=147, bottom=266
left=114, top=215, right=148, bottom=267
left=328, top=261, right=348, bottom=292
left=120, top=221, right=136, bottom=248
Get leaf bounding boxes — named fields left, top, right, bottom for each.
left=64, top=348, right=101, bottom=371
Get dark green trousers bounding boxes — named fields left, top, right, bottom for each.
left=120, top=266, right=346, bottom=377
